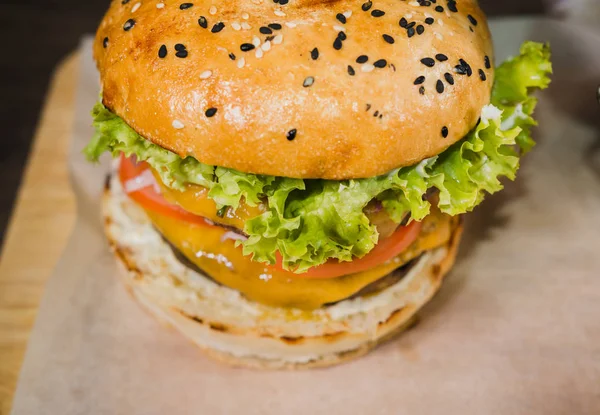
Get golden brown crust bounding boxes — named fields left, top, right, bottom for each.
left=95, top=0, right=493, bottom=179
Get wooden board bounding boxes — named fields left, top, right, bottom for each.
left=0, top=53, right=79, bottom=415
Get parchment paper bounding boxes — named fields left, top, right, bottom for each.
left=11, top=18, right=600, bottom=415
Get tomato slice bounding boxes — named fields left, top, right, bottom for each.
left=282, top=220, right=422, bottom=279
left=119, top=155, right=423, bottom=279
left=118, top=155, right=212, bottom=227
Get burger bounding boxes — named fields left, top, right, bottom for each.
left=85, top=0, right=552, bottom=368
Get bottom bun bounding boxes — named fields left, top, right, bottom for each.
left=103, top=174, right=463, bottom=369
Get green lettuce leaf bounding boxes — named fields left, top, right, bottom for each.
left=85, top=41, right=552, bottom=272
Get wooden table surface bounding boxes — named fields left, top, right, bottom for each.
left=0, top=54, right=79, bottom=415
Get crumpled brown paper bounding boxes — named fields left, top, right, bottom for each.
left=10, top=18, right=600, bottom=415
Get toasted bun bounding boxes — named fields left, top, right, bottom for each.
left=103, top=174, right=463, bottom=368
left=95, top=0, right=493, bottom=179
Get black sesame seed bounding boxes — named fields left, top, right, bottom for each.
left=366, top=103, right=371, bottom=111
left=447, top=1, right=458, bottom=12
left=454, top=65, right=467, bottom=75
left=371, top=9, right=385, bottom=17
left=175, top=43, right=186, bottom=51
left=469, top=26, right=474, bottom=32
left=419, top=86, right=425, bottom=95
left=333, top=37, right=343, bottom=50
left=441, top=126, right=449, bottom=138
left=175, top=49, right=188, bottom=58
left=259, top=26, right=272, bottom=34
left=103, top=37, right=109, bottom=48
left=268, top=23, right=282, bottom=30
left=444, top=72, right=454, bottom=85
left=122, top=0, right=130, bottom=4
left=406, top=22, right=416, bottom=29
left=479, top=69, right=487, bottom=81
left=436, top=80, right=444, bottom=93
left=158, top=44, right=167, bottom=58
left=279, top=0, right=289, bottom=4
left=425, top=17, right=434, bottom=25
left=383, top=34, right=395, bottom=44
left=265, top=35, right=275, bottom=42
left=240, top=43, right=255, bottom=51
left=467, top=14, right=478, bottom=26
left=484, top=55, right=491, bottom=69
left=123, top=19, right=136, bottom=31
left=336, top=13, right=347, bottom=24
left=435, top=53, right=448, bottom=62
left=459, top=59, right=472, bottom=76
left=399, top=17, right=408, bottom=28
left=303, top=76, right=315, bottom=87
left=211, top=22, right=225, bottom=33
left=373, top=110, right=379, bottom=117
left=180, top=3, right=193, bottom=10
left=435, top=5, right=444, bottom=12
left=205, top=108, right=217, bottom=117
left=198, top=16, right=208, bottom=28
left=414, top=76, right=425, bottom=85
left=347, top=65, right=355, bottom=76
left=229, top=52, right=236, bottom=60
left=337, top=31, right=347, bottom=41
left=362, top=1, right=372, bottom=11
left=373, top=59, right=387, bottom=68
left=407, top=28, right=415, bottom=38
left=421, top=57, right=435, bottom=67
left=416, top=25, right=424, bottom=35
left=356, top=55, right=368, bottom=63
left=286, top=129, right=297, bottom=141
left=311, top=47, right=319, bottom=60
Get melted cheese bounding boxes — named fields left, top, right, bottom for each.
left=146, top=207, right=456, bottom=310
left=154, top=170, right=266, bottom=229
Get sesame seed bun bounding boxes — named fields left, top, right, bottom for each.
left=95, top=0, right=493, bottom=179
left=103, top=173, right=463, bottom=368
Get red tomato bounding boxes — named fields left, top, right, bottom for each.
left=118, top=155, right=212, bottom=227
left=282, top=220, right=422, bottom=279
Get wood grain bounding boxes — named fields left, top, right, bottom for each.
left=0, top=53, right=78, bottom=415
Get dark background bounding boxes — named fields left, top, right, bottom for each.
left=0, top=0, right=546, bottom=246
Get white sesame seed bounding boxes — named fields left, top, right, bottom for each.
left=209, top=6, right=217, bottom=15
left=361, top=63, right=375, bottom=73
left=409, top=1, right=419, bottom=6
left=261, top=41, right=271, bottom=51
left=343, top=10, right=352, bottom=18
left=435, top=32, right=444, bottom=40
left=425, top=12, right=433, bottom=19
left=172, top=120, right=185, bottom=129
left=438, top=18, right=444, bottom=26
left=273, top=34, right=283, bottom=44
left=285, top=21, right=296, bottom=28
left=406, top=12, right=413, bottom=19
left=237, top=57, right=245, bottom=68
left=242, top=12, right=249, bottom=20
left=274, top=10, right=286, bottom=17
left=255, top=48, right=263, bottom=58
left=252, top=36, right=261, bottom=47
left=333, top=25, right=345, bottom=32
left=231, top=22, right=241, bottom=31
left=303, top=76, right=314, bottom=87
left=131, top=2, right=141, bottom=13
left=241, top=22, right=251, bottom=30
left=200, top=70, right=212, bottom=79
left=156, top=2, right=164, bottom=8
